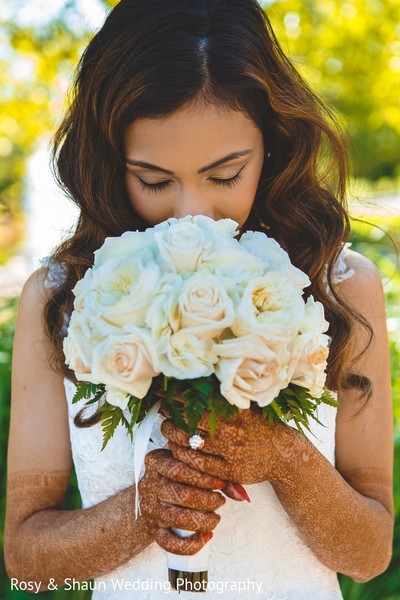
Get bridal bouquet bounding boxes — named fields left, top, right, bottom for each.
left=63, top=215, right=337, bottom=591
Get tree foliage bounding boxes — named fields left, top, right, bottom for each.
left=0, top=0, right=399, bottom=222
left=267, top=0, right=400, bottom=180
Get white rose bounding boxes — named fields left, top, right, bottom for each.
left=239, top=231, right=310, bottom=291
left=93, top=230, right=155, bottom=266
left=288, top=297, right=330, bottom=397
left=63, top=311, right=94, bottom=380
left=64, top=310, right=120, bottom=380
left=204, top=245, right=264, bottom=286
left=145, top=272, right=182, bottom=344
left=289, top=336, right=329, bottom=397
left=298, top=295, right=329, bottom=335
left=91, top=326, right=159, bottom=398
left=153, top=220, right=212, bottom=272
left=159, top=330, right=218, bottom=379
left=105, top=385, right=130, bottom=410
left=71, top=267, right=96, bottom=313
left=156, top=215, right=239, bottom=240
left=178, top=272, right=235, bottom=338
left=81, top=257, right=161, bottom=328
left=214, top=334, right=288, bottom=409
left=233, top=273, right=305, bottom=338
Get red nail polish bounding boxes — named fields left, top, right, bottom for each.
left=214, top=479, right=226, bottom=490
left=233, top=482, right=251, bottom=503
left=203, top=532, right=213, bottom=543
left=167, top=441, right=173, bottom=448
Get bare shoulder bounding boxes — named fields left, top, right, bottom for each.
left=19, top=266, right=52, bottom=311
left=335, top=248, right=384, bottom=314
left=9, top=267, right=72, bottom=474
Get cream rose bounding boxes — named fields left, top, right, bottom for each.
left=93, top=230, right=155, bottom=266
left=105, top=385, right=130, bottom=410
left=74, top=257, right=160, bottom=328
left=214, top=334, right=287, bottom=409
left=178, top=272, right=235, bottom=338
left=288, top=297, right=330, bottom=397
left=160, top=330, right=218, bottom=379
left=233, top=273, right=305, bottom=338
left=204, top=245, right=263, bottom=286
left=91, top=327, right=159, bottom=398
left=63, top=311, right=119, bottom=381
left=63, top=311, right=94, bottom=380
left=239, top=231, right=310, bottom=291
left=153, top=219, right=212, bottom=272
left=145, top=273, right=182, bottom=344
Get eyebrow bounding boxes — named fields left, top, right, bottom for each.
left=125, top=149, right=253, bottom=175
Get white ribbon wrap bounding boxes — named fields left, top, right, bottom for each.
left=167, top=528, right=211, bottom=571
left=133, top=399, right=161, bottom=518
left=133, top=400, right=211, bottom=575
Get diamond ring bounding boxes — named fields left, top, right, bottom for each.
left=188, top=433, right=205, bottom=451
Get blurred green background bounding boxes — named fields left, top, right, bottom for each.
left=1, top=0, right=399, bottom=598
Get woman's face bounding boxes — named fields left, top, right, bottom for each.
left=124, top=100, right=264, bottom=227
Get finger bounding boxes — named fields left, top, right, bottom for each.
left=141, top=499, right=221, bottom=531
left=148, top=524, right=213, bottom=556
left=222, top=481, right=251, bottom=503
left=151, top=476, right=226, bottom=510
left=144, top=449, right=225, bottom=489
left=161, top=420, right=217, bottom=455
left=168, top=442, right=231, bottom=480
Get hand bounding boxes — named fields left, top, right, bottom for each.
left=138, top=449, right=226, bottom=555
left=161, top=408, right=305, bottom=486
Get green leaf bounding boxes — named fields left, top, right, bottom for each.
left=72, top=382, right=105, bottom=404
left=99, top=404, right=123, bottom=451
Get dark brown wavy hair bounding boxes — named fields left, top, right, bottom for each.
left=45, top=0, right=372, bottom=413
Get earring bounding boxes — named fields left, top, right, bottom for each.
left=267, top=152, right=271, bottom=158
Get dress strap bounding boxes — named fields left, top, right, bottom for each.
left=331, top=243, right=355, bottom=285
left=40, top=256, right=68, bottom=289
left=40, top=257, right=70, bottom=336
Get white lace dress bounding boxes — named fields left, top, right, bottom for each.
left=44, top=246, right=355, bottom=600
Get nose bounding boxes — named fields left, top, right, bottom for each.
left=173, top=188, right=215, bottom=219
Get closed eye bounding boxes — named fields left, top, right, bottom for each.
left=135, top=164, right=247, bottom=194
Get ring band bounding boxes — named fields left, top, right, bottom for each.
left=188, top=433, right=205, bottom=450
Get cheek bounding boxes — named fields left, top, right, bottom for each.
left=125, top=177, right=166, bottom=223
left=226, top=171, right=261, bottom=221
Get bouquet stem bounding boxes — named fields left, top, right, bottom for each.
left=168, top=568, right=208, bottom=593
left=167, top=528, right=210, bottom=593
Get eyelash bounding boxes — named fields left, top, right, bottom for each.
left=136, top=167, right=245, bottom=194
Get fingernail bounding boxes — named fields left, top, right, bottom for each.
left=214, top=478, right=226, bottom=490
left=202, top=532, right=213, bottom=544
left=167, top=441, right=173, bottom=448
left=232, top=482, right=251, bottom=503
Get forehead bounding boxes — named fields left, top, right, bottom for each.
left=124, top=101, right=263, bottom=167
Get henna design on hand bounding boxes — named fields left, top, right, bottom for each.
left=161, top=414, right=394, bottom=581
left=138, top=449, right=224, bottom=555
left=161, top=409, right=303, bottom=485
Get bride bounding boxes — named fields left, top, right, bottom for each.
left=4, top=1, right=393, bottom=598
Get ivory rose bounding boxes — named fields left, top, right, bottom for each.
left=63, top=310, right=118, bottom=380
left=93, top=230, right=155, bottom=265
left=63, top=311, right=94, bottom=381
left=105, top=385, right=130, bottom=410
left=91, top=327, right=159, bottom=398
left=239, top=231, right=310, bottom=291
left=160, top=330, right=218, bottom=379
left=233, top=272, right=305, bottom=338
left=178, top=272, right=235, bottom=338
left=214, top=334, right=287, bottom=409
left=153, top=219, right=213, bottom=272
left=73, top=257, right=160, bottom=328
left=288, top=297, right=330, bottom=397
